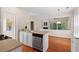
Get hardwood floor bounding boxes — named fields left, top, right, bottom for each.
left=47, top=36, right=71, bottom=52
left=21, top=36, right=71, bottom=52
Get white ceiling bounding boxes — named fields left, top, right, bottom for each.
left=21, top=7, right=75, bottom=18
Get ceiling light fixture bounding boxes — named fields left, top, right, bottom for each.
left=56, top=21, right=61, bottom=24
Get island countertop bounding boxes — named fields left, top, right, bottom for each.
left=31, top=31, right=48, bottom=35
left=0, top=39, right=22, bottom=52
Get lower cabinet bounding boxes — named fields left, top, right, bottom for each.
left=20, top=31, right=48, bottom=52
left=27, top=33, right=32, bottom=47
left=71, top=36, right=79, bottom=52
left=20, top=31, right=32, bottom=47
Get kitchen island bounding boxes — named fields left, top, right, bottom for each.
left=0, top=39, right=22, bottom=52
left=20, top=30, right=48, bottom=52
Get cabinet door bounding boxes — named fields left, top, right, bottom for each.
left=23, top=32, right=28, bottom=45
left=27, top=33, right=32, bottom=47
left=20, top=32, right=24, bottom=43
left=43, top=34, right=48, bottom=52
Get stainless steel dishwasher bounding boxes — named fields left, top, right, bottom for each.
left=32, top=33, right=43, bottom=51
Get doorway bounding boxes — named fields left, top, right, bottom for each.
left=30, top=21, right=34, bottom=30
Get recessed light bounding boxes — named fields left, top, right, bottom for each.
left=57, top=9, right=60, bottom=11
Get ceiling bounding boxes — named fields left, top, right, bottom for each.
left=21, top=7, right=75, bottom=18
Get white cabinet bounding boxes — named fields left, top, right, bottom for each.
left=23, top=32, right=28, bottom=45
left=43, top=33, right=48, bottom=52
left=20, top=31, right=32, bottom=47
left=20, top=31, right=48, bottom=52
left=28, top=33, right=32, bottom=47
left=71, top=36, right=79, bottom=52
left=20, top=31, right=24, bottom=43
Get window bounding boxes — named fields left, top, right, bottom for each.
left=50, top=17, right=68, bottom=30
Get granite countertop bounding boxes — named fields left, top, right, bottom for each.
left=73, top=35, right=79, bottom=39
left=20, top=30, right=48, bottom=35
left=31, top=31, right=48, bottom=35
left=0, top=39, right=22, bottom=52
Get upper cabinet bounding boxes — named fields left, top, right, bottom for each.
left=43, top=22, right=49, bottom=29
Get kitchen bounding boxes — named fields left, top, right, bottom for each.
left=0, top=7, right=79, bottom=52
